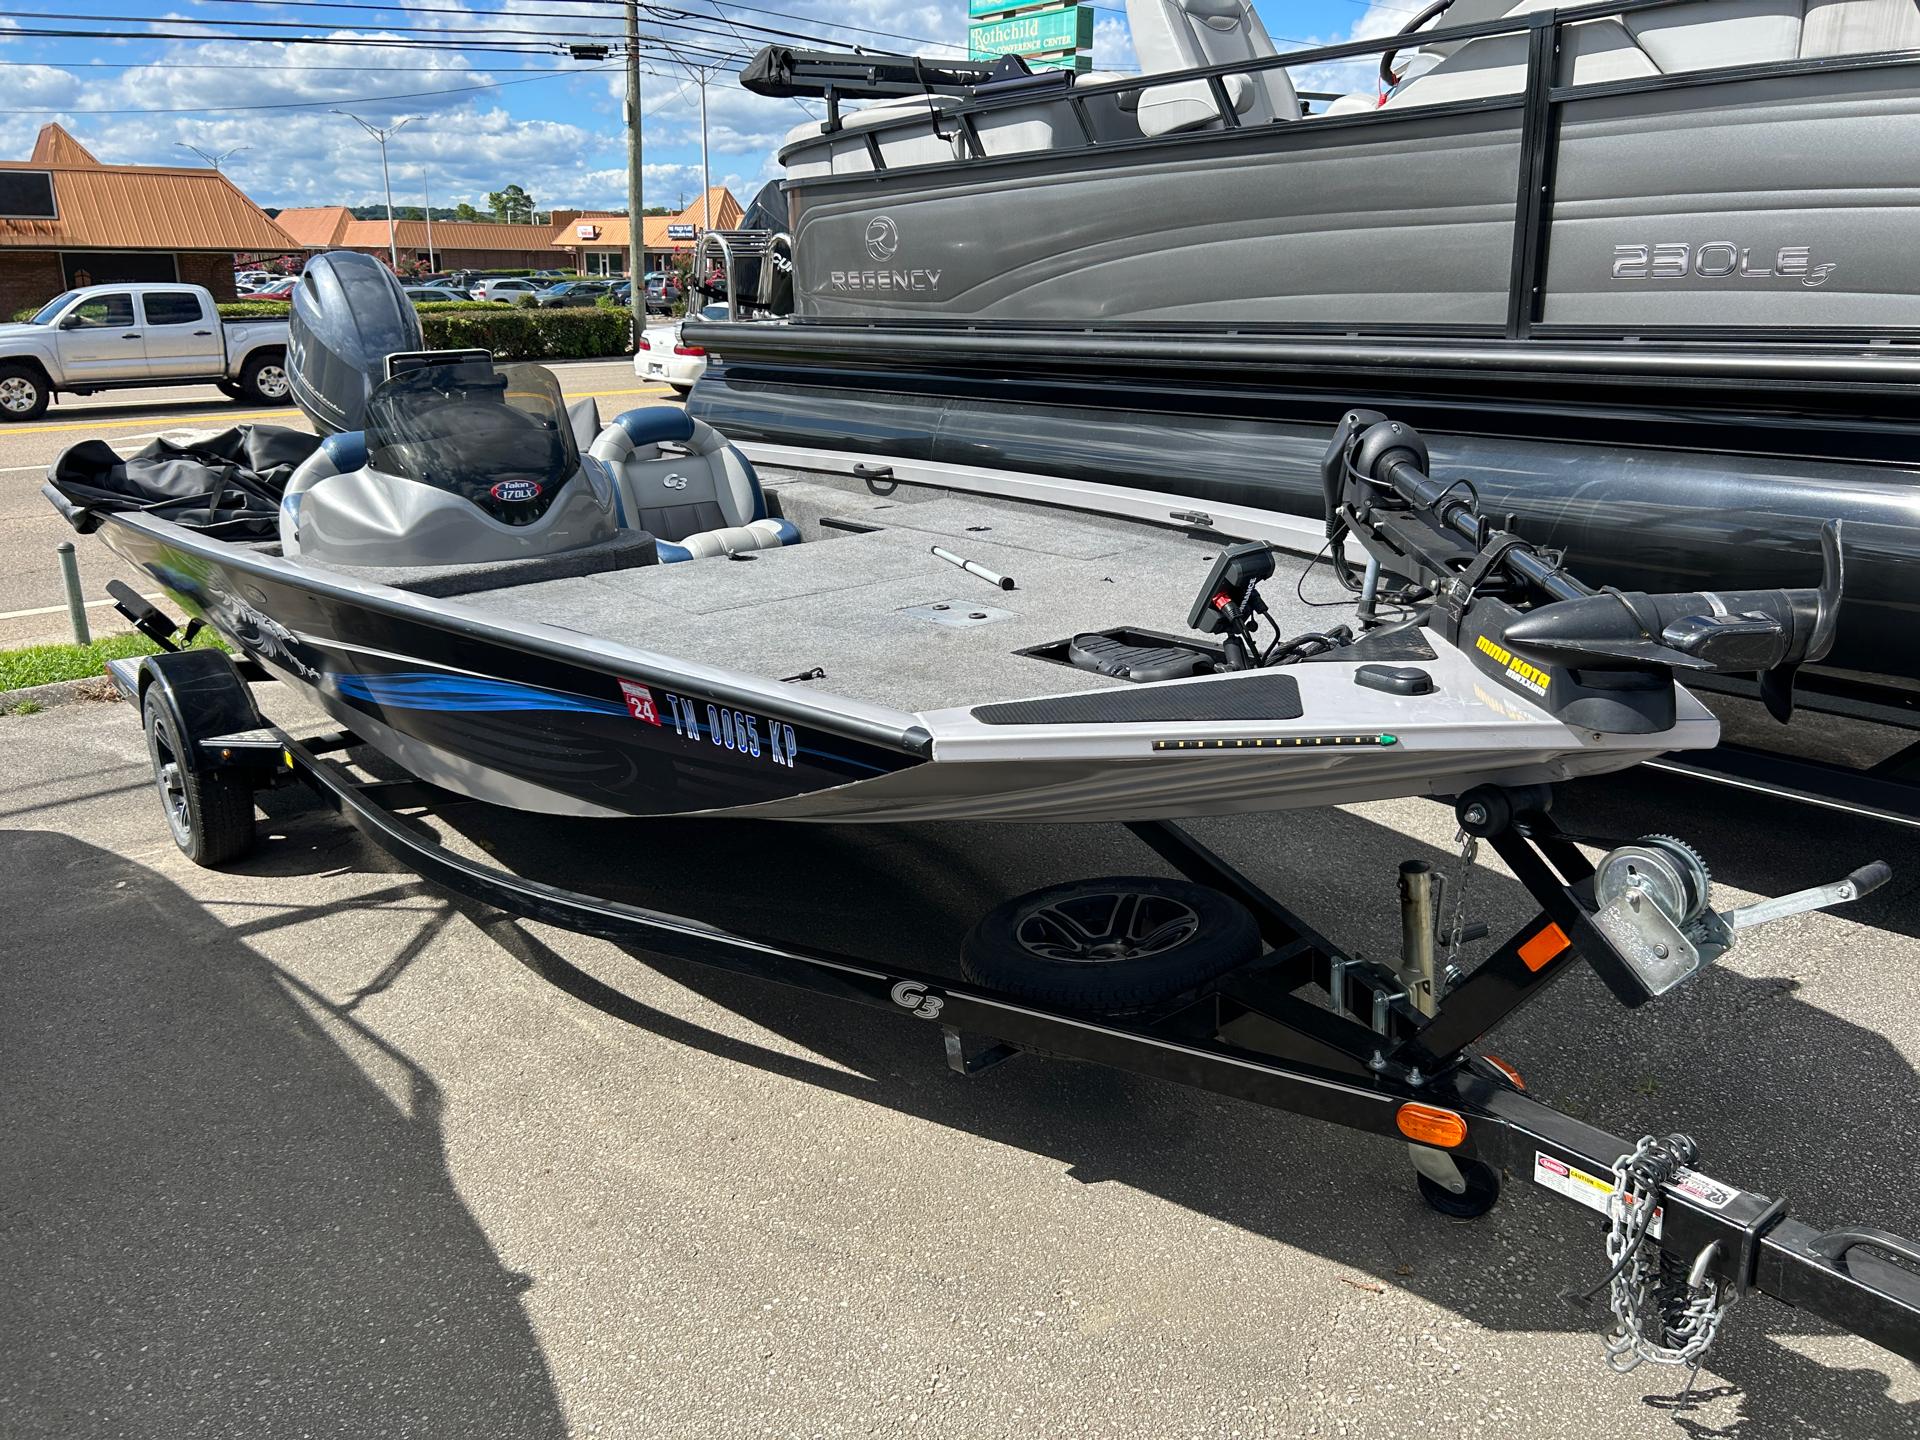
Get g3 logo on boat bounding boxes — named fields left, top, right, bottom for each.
left=889, top=981, right=944, bottom=1019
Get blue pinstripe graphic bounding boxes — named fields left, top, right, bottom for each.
left=334, top=672, right=626, bottom=715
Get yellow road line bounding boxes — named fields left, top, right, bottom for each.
left=7, top=408, right=293, bottom=437
left=5, top=383, right=671, bottom=439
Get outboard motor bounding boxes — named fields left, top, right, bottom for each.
left=287, top=251, right=423, bottom=436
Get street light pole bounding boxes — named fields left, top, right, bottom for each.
left=699, top=69, right=711, bottom=230
left=175, top=141, right=248, bottom=171
left=332, top=110, right=412, bottom=271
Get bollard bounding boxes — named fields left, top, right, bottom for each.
left=56, top=540, right=91, bottom=646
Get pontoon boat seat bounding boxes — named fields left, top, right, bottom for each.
left=1127, top=0, right=1300, bottom=136
left=1379, top=0, right=1920, bottom=109
left=780, top=96, right=963, bottom=178
left=588, top=409, right=798, bottom=562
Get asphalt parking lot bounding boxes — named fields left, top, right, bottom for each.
left=4, top=687, right=1917, bottom=1438
left=0, top=359, right=668, bottom=649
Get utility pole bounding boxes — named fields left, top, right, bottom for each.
left=421, top=168, right=435, bottom=271
left=332, top=110, right=412, bottom=271
left=625, top=1, right=644, bottom=297
left=698, top=70, right=711, bottom=230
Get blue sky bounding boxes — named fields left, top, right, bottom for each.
left=0, top=1, right=1409, bottom=214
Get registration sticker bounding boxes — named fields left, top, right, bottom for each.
left=1533, top=1151, right=1662, bottom=1238
left=618, top=679, right=661, bottom=725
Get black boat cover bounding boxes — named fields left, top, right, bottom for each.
left=46, top=425, right=319, bottom=541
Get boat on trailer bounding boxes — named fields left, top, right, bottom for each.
left=686, top=0, right=1920, bottom=709
left=42, top=249, right=1920, bottom=1394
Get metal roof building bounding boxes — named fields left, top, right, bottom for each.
left=0, top=124, right=297, bottom=316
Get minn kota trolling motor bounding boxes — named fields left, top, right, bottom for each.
left=1314, top=409, right=1883, bottom=997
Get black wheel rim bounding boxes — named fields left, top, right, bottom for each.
left=150, top=715, right=192, bottom=845
left=1016, top=891, right=1200, bottom=963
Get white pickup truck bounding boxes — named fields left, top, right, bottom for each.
left=0, top=282, right=291, bottom=422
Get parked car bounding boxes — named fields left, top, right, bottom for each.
left=0, top=283, right=290, bottom=420
left=634, top=303, right=728, bottom=396
left=534, top=280, right=614, bottom=308
left=469, top=277, right=542, bottom=303
left=403, top=285, right=463, bottom=303
left=235, top=270, right=276, bottom=290
left=644, top=277, right=683, bottom=314
left=245, top=279, right=298, bottom=302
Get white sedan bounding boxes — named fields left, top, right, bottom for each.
left=636, top=303, right=729, bottom=396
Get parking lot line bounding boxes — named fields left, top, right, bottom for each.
left=8, top=383, right=672, bottom=439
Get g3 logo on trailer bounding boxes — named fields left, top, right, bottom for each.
left=890, top=981, right=944, bottom=1019
left=1611, top=243, right=1837, bottom=288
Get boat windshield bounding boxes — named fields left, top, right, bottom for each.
left=363, top=359, right=578, bottom=524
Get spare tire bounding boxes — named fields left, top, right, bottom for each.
left=961, top=876, right=1259, bottom=1013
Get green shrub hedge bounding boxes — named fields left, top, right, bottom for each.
left=218, top=300, right=292, bottom=319
left=413, top=300, right=511, bottom=314
left=421, top=306, right=634, bottom=360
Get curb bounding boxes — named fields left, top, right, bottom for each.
left=1, top=674, right=121, bottom=715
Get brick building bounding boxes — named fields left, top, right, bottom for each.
left=274, top=206, right=565, bottom=272
left=549, top=188, right=746, bottom=276
left=0, top=124, right=297, bottom=318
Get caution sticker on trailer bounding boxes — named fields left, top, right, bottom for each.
left=1533, top=1151, right=1663, bottom=1238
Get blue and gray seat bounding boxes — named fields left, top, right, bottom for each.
left=588, top=409, right=799, bottom=562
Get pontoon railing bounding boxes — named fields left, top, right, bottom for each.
left=783, top=0, right=1920, bottom=340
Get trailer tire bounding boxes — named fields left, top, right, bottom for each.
left=961, top=876, right=1258, bottom=1013
left=1416, top=1157, right=1500, bottom=1219
left=142, top=685, right=257, bottom=866
left=0, top=363, right=50, bottom=421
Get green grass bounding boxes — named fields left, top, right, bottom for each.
left=0, top=628, right=223, bottom=694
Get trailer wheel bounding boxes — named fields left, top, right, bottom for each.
left=142, top=685, right=257, bottom=866
left=1416, top=1157, right=1500, bottom=1219
left=961, top=876, right=1259, bottom=1013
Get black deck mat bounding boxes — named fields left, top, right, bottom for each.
left=972, top=672, right=1303, bottom=726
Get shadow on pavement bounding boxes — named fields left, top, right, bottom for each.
left=418, top=782, right=1919, bottom=1439
left=0, top=829, right=565, bottom=1440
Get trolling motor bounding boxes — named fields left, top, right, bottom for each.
left=1320, top=411, right=1845, bottom=731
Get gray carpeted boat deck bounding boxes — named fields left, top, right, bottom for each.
left=461, top=474, right=1344, bottom=714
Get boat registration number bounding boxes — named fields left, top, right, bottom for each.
left=660, top=690, right=800, bottom=768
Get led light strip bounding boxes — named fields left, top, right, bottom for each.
left=1153, top=733, right=1399, bottom=751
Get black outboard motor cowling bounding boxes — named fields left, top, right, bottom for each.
left=287, top=251, right=424, bottom=436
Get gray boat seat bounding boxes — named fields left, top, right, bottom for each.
left=1127, top=0, right=1301, bottom=136
left=780, top=96, right=963, bottom=178
left=1381, top=0, right=1919, bottom=110
left=587, top=409, right=799, bottom=562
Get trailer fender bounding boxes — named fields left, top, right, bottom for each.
left=134, top=648, right=262, bottom=739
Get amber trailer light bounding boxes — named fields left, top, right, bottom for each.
left=1396, top=1103, right=1469, bottom=1149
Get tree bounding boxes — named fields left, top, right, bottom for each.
left=454, top=202, right=480, bottom=221
left=487, top=184, right=534, bottom=224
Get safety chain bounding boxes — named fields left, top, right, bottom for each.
left=1440, top=828, right=1479, bottom=981
left=1594, top=1134, right=1736, bottom=1404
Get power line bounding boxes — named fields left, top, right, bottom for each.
left=0, top=58, right=579, bottom=71
left=0, top=61, right=621, bottom=113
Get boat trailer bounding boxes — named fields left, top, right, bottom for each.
left=105, top=627, right=1920, bottom=1391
